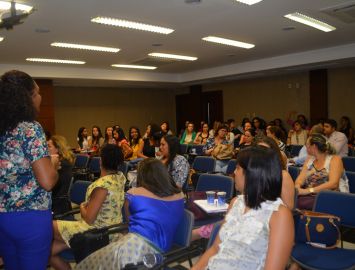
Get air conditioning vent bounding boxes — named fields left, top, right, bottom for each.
left=321, top=1, right=355, bottom=23
left=131, top=57, right=179, bottom=67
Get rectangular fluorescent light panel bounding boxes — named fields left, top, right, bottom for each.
left=26, top=58, right=85, bottom=65
left=202, top=36, right=255, bottom=49
left=284, top=12, right=336, bottom=32
left=51, top=42, right=120, bottom=53
left=0, top=1, right=33, bottom=12
left=148, top=53, right=197, bottom=61
left=0, top=37, right=3, bottom=42
left=235, top=0, right=263, bottom=5
left=91, top=17, right=174, bottom=34
left=111, top=64, right=157, bottom=70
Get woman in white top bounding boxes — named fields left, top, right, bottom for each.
left=77, top=127, right=91, bottom=151
left=287, top=121, right=308, bottom=145
left=192, top=146, right=293, bottom=270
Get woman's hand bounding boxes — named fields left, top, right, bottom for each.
left=297, top=188, right=311, bottom=195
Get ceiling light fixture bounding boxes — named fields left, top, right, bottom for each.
left=26, top=58, right=85, bottom=65
left=91, top=17, right=174, bottom=34
left=0, top=36, right=3, bottom=42
left=148, top=52, right=197, bottom=61
left=234, top=0, right=263, bottom=5
left=284, top=12, right=336, bottom=32
left=0, top=1, right=33, bottom=13
left=202, top=36, right=255, bottom=49
left=111, top=64, right=157, bottom=70
left=51, top=42, right=120, bottom=53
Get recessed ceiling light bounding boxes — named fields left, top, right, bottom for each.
left=202, top=36, right=255, bottom=49
left=284, top=12, right=336, bottom=32
left=0, top=37, right=4, bottom=42
left=26, top=58, right=85, bottom=65
left=51, top=42, right=120, bottom=53
left=0, top=1, right=33, bottom=13
left=111, top=64, right=157, bottom=70
left=235, top=0, right=263, bottom=5
left=91, top=17, right=174, bottom=34
left=148, top=53, right=197, bottom=61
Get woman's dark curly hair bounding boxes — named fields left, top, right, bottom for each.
left=0, top=70, right=36, bottom=135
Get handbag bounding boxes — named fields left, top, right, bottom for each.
left=69, top=227, right=110, bottom=263
left=69, top=224, right=129, bottom=263
left=212, top=144, right=234, bottom=160
left=295, top=209, right=341, bottom=249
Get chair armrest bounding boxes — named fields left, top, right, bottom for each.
left=53, top=208, right=80, bottom=220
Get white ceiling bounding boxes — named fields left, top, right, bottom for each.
left=0, top=0, right=355, bottom=87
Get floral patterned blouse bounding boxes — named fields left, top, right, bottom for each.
left=0, top=121, right=50, bottom=212
left=167, top=155, right=189, bottom=187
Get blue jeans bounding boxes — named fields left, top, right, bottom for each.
left=0, top=210, right=52, bottom=270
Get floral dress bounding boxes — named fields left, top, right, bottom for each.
left=0, top=121, right=50, bottom=212
left=57, top=173, right=126, bottom=246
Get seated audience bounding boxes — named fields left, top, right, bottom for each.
left=289, top=124, right=323, bottom=166
left=194, top=122, right=209, bottom=145
left=159, top=135, right=189, bottom=188
left=50, top=144, right=126, bottom=270
left=295, top=133, right=349, bottom=210
left=180, top=122, right=196, bottom=145
left=236, top=127, right=255, bottom=152
left=191, top=147, right=293, bottom=270
left=252, top=116, right=266, bottom=137
left=267, top=125, right=286, bottom=152
left=324, top=119, right=348, bottom=157
left=274, top=118, right=288, bottom=142
left=238, top=120, right=253, bottom=146
left=88, top=125, right=104, bottom=154
left=76, top=158, right=184, bottom=269
left=161, top=121, right=173, bottom=136
left=128, top=126, right=144, bottom=161
left=209, top=120, right=222, bottom=138
left=48, top=135, right=75, bottom=215
left=142, top=123, right=161, bottom=158
left=76, top=127, right=91, bottom=151
left=104, top=126, right=115, bottom=145
left=287, top=120, right=308, bottom=146
left=339, top=116, right=354, bottom=145
left=204, top=124, right=231, bottom=173
left=287, top=112, right=310, bottom=130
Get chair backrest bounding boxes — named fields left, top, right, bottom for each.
left=118, top=161, right=129, bottom=177
left=192, top=156, right=216, bottom=173
left=74, top=154, right=89, bottom=169
left=88, top=157, right=101, bottom=174
left=190, top=145, right=204, bottom=156
left=196, top=174, right=234, bottom=199
left=225, top=159, right=237, bottom=175
left=207, top=222, right=222, bottom=249
left=288, top=166, right=301, bottom=181
left=342, top=156, right=355, bottom=172
left=290, top=145, right=303, bottom=157
left=313, top=190, right=355, bottom=228
left=345, top=171, right=355, bottom=194
left=69, top=180, right=91, bottom=205
left=179, top=144, right=189, bottom=155
left=172, top=209, right=194, bottom=247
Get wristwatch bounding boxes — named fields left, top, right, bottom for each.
left=309, top=187, right=315, bottom=194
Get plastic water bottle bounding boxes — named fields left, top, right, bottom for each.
left=142, top=253, right=164, bottom=268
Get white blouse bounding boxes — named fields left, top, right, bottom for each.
left=207, top=196, right=283, bottom=270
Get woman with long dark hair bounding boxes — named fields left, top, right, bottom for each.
left=0, top=70, right=58, bottom=270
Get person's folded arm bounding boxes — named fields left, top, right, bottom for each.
left=80, top=187, right=108, bottom=225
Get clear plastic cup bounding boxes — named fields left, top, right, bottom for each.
left=217, top=191, right=226, bottom=206
left=206, top=191, right=215, bottom=205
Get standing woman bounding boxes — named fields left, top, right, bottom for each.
left=0, top=70, right=58, bottom=270
left=48, top=135, right=75, bottom=215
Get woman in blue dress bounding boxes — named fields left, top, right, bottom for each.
left=76, top=158, right=185, bottom=270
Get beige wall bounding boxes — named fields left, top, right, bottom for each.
left=328, top=67, right=355, bottom=126
left=54, top=86, right=176, bottom=147
left=203, top=72, right=310, bottom=127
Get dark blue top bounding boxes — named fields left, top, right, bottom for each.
left=126, top=193, right=184, bottom=252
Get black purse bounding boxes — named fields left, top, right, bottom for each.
left=69, top=223, right=129, bottom=263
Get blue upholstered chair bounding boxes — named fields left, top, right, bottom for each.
left=291, top=191, right=355, bottom=270
left=288, top=165, right=301, bottom=181
left=342, top=156, right=355, bottom=172
left=345, top=171, right=355, bottom=194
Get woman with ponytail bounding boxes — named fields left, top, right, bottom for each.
left=295, top=133, right=349, bottom=210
